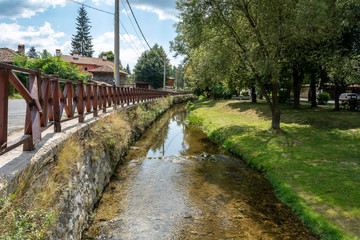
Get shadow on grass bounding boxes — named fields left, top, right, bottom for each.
left=223, top=101, right=360, bottom=130
left=200, top=122, right=359, bottom=239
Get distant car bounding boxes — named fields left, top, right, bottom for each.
left=339, top=93, right=360, bottom=102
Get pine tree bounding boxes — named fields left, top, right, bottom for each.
left=27, top=47, right=38, bottom=59
left=126, top=64, right=131, bottom=74
left=70, top=6, right=94, bottom=57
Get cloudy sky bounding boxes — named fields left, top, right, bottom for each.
left=0, top=0, right=181, bottom=70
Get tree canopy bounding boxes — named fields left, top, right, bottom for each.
left=172, top=0, right=360, bottom=129
left=70, top=6, right=94, bottom=57
left=134, top=44, right=170, bottom=89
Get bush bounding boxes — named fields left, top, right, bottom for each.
left=317, top=92, right=330, bottom=105
left=241, top=91, right=249, bottom=96
left=211, top=84, right=234, bottom=99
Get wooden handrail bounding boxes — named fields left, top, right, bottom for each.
left=0, top=63, right=192, bottom=156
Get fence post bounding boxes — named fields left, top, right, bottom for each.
left=52, top=77, right=61, bottom=132
left=77, top=81, right=85, bottom=123
left=93, top=83, right=98, bottom=117
left=23, top=73, right=42, bottom=151
left=0, top=69, right=9, bottom=150
left=40, top=77, right=50, bottom=127
left=120, top=87, right=124, bottom=108
left=103, top=85, right=107, bottom=113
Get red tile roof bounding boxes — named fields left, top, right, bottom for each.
left=88, top=65, right=128, bottom=75
left=61, top=55, right=121, bottom=68
left=0, top=48, right=19, bottom=63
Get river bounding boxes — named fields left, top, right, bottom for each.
left=83, top=104, right=317, bottom=239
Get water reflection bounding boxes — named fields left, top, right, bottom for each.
left=84, top=104, right=317, bottom=240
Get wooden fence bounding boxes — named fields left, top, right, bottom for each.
left=0, top=63, right=191, bottom=156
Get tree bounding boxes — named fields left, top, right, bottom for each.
left=70, top=6, right=94, bottom=57
left=27, top=47, right=38, bottom=59
left=134, top=44, right=170, bottom=89
left=98, top=51, right=114, bottom=62
left=13, top=52, right=91, bottom=83
left=172, top=0, right=342, bottom=130
left=125, top=64, right=131, bottom=74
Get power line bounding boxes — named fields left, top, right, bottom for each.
left=125, top=0, right=152, bottom=50
left=67, top=0, right=114, bottom=15
left=120, top=26, right=141, bottom=57
left=120, top=0, right=148, bottom=51
left=68, top=0, right=142, bottom=58
left=120, top=22, right=142, bottom=56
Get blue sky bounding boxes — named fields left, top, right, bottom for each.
left=0, top=0, right=181, bottom=70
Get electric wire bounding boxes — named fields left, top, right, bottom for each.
left=120, top=21, right=142, bottom=56
left=67, top=0, right=143, bottom=59
left=125, top=0, right=152, bottom=50
left=120, top=0, right=148, bottom=51
left=67, top=0, right=114, bottom=15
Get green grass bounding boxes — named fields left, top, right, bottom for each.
left=190, top=99, right=360, bottom=240
left=8, top=93, right=23, bottom=99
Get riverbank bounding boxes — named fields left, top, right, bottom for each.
left=189, top=99, right=360, bottom=240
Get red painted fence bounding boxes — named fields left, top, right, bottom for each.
left=0, top=63, right=191, bottom=156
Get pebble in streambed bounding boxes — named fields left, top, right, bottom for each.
left=84, top=155, right=317, bottom=240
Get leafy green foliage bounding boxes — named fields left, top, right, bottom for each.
left=172, top=0, right=360, bottom=128
left=13, top=53, right=91, bottom=83
left=98, top=51, right=114, bottom=62
left=70, top=6, right=94, bottom=57
left=317, top=92, right=330, bottom=105
left=0, top=196, right=54, bottom=240
left=211, top=84, right=233, bottom=99
left=134, top=44, right=170, bottom=89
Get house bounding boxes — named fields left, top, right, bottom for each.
left=135, top=81, right=151, bottom=89
left=0, top=44, right=25, bottom=64
left=165, top=77, right=175, bottom=92
left=61, top=50, right=129, bottom=85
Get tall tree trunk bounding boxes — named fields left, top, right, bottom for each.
left=251, top=86, right=257, bottom=103
left=310, top=75, right=317, bottom=108
left=292, top=66, right=301, bottom=109
left=334, top=82, right=340, bottom=110
left=271, top=84, right=281, bottom=130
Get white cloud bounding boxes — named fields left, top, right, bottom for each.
left=0, top=22, right=68, bottom=54
left=121, top=9, right=130, bottom=15
left=91, top=0, right=113, bottom=6
left=0, top=0, right=74, bottom=20
left=134, top=5, right=178, bottom=22
left=93, top=31, right=147, bottom=69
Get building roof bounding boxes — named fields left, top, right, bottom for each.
left=88, top=65, right=128, bottom=75
left=61, top=54, right=128, bottom=75
left=61, top=55, right=117, bottom=66
left=0, top=48, right=19, bottom=63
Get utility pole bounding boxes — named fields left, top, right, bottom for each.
left=114, top=0, right=120, bottom=86
left=163, top=56, right=166, bottom=91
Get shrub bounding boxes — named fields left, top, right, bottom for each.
left=241, top=90, right=249, bottom=96
left=317, top=92, right=330, bottom=105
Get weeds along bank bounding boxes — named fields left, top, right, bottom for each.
left=0, top=95, right=195, bottom=240
left=187, top=99, right=360, bottom=240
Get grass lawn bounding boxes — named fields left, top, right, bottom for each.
left=189, top=99, right=360, bottom=240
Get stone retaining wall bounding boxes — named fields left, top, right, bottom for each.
left=0, top=95, right=195, bottom=240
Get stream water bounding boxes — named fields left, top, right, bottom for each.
left=84, top=104, right=317, bottom=239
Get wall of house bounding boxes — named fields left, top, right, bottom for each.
left=69, top=63, right=97, bottom=77
left=93, top=72, right=115, bottom=85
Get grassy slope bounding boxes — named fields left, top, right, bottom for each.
left=191, top=100, right=360, bottom=240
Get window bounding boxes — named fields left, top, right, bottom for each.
left=84, top=67, right=88, bottom=71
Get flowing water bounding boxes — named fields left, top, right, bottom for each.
left=84, top=104, right=317, bottom=240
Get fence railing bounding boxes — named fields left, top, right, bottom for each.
left=0, top=63, right=192, bottom=156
